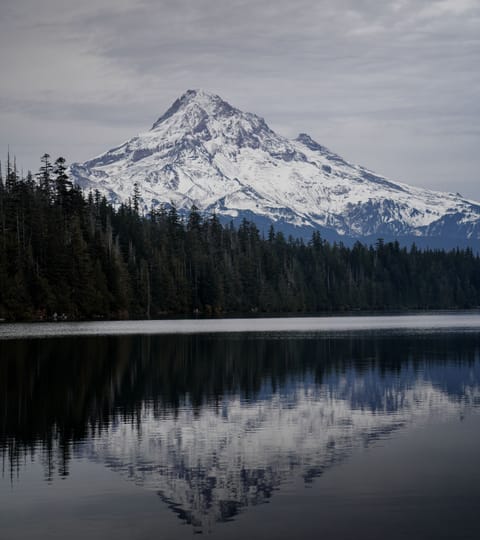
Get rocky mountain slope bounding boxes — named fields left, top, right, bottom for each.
left=69, top=89, right=480, bottom=246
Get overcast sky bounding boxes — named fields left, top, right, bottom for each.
left=0, top=0, right=479, bottom=198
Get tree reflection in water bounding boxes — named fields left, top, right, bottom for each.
left=1, top=333, right=480, bottom=530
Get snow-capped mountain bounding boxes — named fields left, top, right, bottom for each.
left=70, top=89, right=480, bottom=246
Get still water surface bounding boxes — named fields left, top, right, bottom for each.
left=1, top=315, right=480, bottom=539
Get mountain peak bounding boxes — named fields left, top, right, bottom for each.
left=151, top=89, right=236, bottom=130
left=295, top=133, right=329, bottom=153
left=181, top=88, right=222, bottom=104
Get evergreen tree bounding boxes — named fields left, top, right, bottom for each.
left=53, top=157, right=72, bottom=207
left=36, top=153, right=53, bottom=199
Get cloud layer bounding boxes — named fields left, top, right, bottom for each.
left=0, top=0, right=479, bottom=197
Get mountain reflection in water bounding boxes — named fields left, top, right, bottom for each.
left=1, top=333, right=480, bottom=532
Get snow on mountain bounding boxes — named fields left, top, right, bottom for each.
left=69, top=89, right=480, bottom=244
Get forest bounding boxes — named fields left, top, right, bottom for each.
left=1, top=154, right=480, bottom=321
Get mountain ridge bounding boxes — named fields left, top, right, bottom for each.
left=69, top=89, right=480, bottom=247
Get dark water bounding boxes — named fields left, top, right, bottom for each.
left=1, top=321, right=480, bottom=539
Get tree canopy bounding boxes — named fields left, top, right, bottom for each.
left=1, top=155, right=480, bottom=321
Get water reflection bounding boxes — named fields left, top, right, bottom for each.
left=1, top=333, right=480, bottom=531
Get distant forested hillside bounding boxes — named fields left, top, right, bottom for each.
left=1, top=154, right=480, bottom=321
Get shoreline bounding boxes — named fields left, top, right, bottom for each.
left=2, top=311, right=480, bottom=340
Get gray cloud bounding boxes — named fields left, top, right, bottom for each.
left=0, top=0, right=479, bottom=198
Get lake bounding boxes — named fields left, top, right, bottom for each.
left=1, top=314, right=480, bottom=539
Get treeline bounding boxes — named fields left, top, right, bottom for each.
left=1, top=154, right=480, bottom=320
